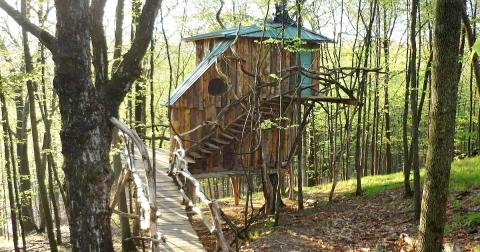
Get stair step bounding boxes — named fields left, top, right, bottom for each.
left=199, top=148, right=213, bottom=154
left=188, top=151, right=204, bottom=159
left=261, top=101, right=280, bottom=106
left=260, top=106, right=279, bottom=111
left=205, top=142, right=221, bottom=150
left=184, top=156, right=196, bottom=164
left=212, top=138, right=230, bottom=145
left=231, top=122, right=246, bottom=129
left=226, top=127, right=243, bottom=134
left=220, top=132, right=236, bottom=140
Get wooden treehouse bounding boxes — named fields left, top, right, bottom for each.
left=166, top=9, right=356, bottom=192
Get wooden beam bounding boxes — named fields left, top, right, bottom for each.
left=191, top=168, right=289, bottom=179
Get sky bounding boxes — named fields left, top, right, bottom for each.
left=0, top=0, right=408, bottom=57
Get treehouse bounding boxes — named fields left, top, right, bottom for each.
left=166, top=10, right=356, bottom=179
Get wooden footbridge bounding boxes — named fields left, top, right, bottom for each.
left=110, top=118, right=230, bottom=252
left=147, top=148, right=205, bottom=251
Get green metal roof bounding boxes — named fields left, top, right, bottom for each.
left=184, top=23, right=333, bottom=43
left=165, top=39, right=235, bottom=106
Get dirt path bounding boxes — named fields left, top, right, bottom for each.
left=192, top=188, right=480, bottom=251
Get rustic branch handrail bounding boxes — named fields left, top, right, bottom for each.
left=171, top=135, right=231, bottom=252
left=110, top=117, right=161, bottom=249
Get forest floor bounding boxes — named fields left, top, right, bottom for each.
left=0, top=214, right=124, bottom=251
left=0, top=157, right=478, bottom=251
left=192, top=156, right=480, bottom=251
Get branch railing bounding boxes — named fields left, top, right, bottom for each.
left=171, top=135, right=231, bottom=252
left=110, top=117, right=162, bottom=250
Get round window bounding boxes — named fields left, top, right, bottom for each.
left=208, top=78, right=227, bottom=96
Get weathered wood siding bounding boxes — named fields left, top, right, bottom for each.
left=170, top=38, right=321, bottom=175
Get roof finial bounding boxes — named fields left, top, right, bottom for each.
left=273, top=3, right=294, bottom=25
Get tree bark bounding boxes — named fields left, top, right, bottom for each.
left=418, top=0, right=462, bottom=250
left=0, top=0, right=161, bottom=249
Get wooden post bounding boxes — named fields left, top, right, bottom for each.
left=209, top=200, right=230, bottom=252
left=230, top=176, right=240, bottom=206
left=185, top=179, right=196, bottom=205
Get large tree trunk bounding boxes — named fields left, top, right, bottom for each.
left=0, top=0, right=162, bottom=248
left=54, top=7, right=115, bottom=246
left=418, top=0, right=462, bottom=250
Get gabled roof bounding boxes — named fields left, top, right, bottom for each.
left=165, top=23, right=333, bottom=106
left=184, top=23, right=333, bottom=43
left=165, top=39, right=235, bottom=106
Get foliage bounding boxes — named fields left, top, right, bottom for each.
left=304, top=156, right=480, bottom=197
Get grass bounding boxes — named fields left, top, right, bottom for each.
left=247, top=216, right=276, bottom=241
left=446, top=211, right=480, bottom=233
left=304, top=156, right=480, bottom=197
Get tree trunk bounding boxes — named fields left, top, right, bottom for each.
left=354, top=0, right=378, bottom=195
left=418, top=0, right=462, bottom=249
left=408, top=0, right=422, bottom=220
left=21, top=0, right=56, bottom=245
left=462, top=5, right=480, bottom=150
left=0, top=93, right=20, bottom=251
left=260, top=148, right=274, bottom=215
left=16, top=0, right=36, bottom=233
left=47, top=152, right=62, bottom=244
left=383, top=9, right=393, bottom=174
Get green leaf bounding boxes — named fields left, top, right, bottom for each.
left=471, top=39, right=480, bottom=60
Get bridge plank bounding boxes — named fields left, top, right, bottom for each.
left=137, top=148, right=205, bottom=252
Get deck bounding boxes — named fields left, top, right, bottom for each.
left=135, top=149, right=205, bottom=251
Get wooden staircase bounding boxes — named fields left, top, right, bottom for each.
left=184, top=99, right=281, bottom=163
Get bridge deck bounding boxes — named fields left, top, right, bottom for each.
left=136, top=149, right=205, bottom=251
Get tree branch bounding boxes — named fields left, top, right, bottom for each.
left=0, top=0, right=57, bottom=53
left=102, top=0, right=161, bottom=109
left=112, top=0, right=125, bottom=72
left=216, top=0, right=225, bottom=29
left=90, top=0, right=109, bottom=86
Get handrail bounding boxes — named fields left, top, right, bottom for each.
left=171, top=135, right=231, bottom=252
left=110, top=117, right=162, bottom=250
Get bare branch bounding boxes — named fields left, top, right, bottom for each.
left=216, top=0, right=225, bottom=29
left=103, top=0, right=161, bottom=108
left=0, top=0, right=57, bottom=53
